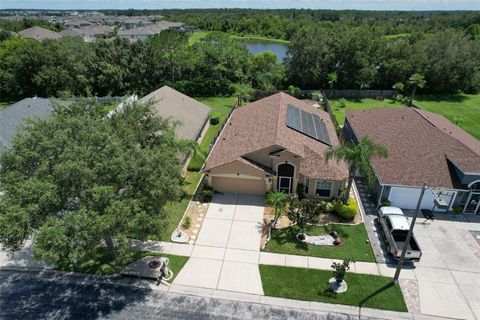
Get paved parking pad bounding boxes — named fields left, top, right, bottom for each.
left=174, top=193, right=265, bottom=295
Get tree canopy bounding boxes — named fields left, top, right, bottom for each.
left=0, top=101, right=188, bottom=266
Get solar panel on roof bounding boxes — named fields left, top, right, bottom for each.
left=287, top=104, right=302, bottom=131
left=286, top=104, right=331, bottom=145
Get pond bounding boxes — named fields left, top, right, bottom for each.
left=242, top=40, right=288, bottom=63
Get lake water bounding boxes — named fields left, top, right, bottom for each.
left=243, top=40, right=288, bottom=63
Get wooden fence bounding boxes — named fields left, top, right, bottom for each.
left=325, top=89, right=396, bottom=99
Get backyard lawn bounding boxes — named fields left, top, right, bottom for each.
left=260, top=265, right=407, bottom=312
left=262, top=224, right=375, bottom=262
left=329, top=94, right=480, bottom=140
left=188, top=96, right=237, bottom=171
left=414, top=94, right=480, bottom=140
left=0, top=100, right=15, bottom=109
left=329, top=98, right=401, bottom=125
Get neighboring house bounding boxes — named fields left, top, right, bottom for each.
left=343, top=108, right=480, bottom=213
left=203, top=93, right=348, bottom=196
left=0, top=98, right=54, bottom=153
left=139, top=86, right=211, bottom=143
left=18, top=26, right=61, bottom=41
left=117, top=21, right=185, bottom=41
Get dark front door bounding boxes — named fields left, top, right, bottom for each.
left=277, top=163, right=294, bottom=194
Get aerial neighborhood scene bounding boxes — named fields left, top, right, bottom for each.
left=1, top=0, right=480, bottom=319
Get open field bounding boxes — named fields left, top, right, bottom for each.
left=189, top=30, right=290, bottom=45
left=262, top=224, right=375, bottom=262
left=260, top=265, right=407, bottom=312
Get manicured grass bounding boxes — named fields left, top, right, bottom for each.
left=188, top=96, right=237, bottom=171
left=160, top=171, right=202, bottom=241
left=263, top=224, right=375, bottom=262
left=56, top=248, right=189, bottom=281
left=189, top=30, right=289, bottom=45
left=329, top=98, right=402, bottom=125
left=260, top=265, right=407, bottom=312
left=414, top=93, right=480, bottom=140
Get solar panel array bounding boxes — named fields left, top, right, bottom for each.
left=286, top=104, right=331, bottom=145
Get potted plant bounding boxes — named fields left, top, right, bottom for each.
left=329, top=259, right=352, bottom=293
left=452, top=205, right=463, bottom=218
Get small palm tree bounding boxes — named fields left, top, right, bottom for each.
left=325, top=137, right=388, bottom=204
left=266, top=191, right=290, bottom=226
left=408, top=73, right=426, bottom=106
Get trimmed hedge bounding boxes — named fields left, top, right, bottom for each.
left=334, top=199, right=358, bottom=221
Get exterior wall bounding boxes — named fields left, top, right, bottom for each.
left=244, top=146, right=281, bottom=168
left=300, top=175, right=343, bottom=199
left=342, top=119, right=358, bottom=143
left=387, top=186, right=455, bottom=212
left=205, top=160, right=272, bottom=195
left=271, top=151, right=302, bottom=194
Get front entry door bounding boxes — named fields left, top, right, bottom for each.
left=465, top=193, right=480, bottom=214
left=278, top=177, right=292, bottom=194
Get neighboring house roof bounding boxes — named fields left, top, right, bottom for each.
left=59, top=29, right=83, bottom=37
left=0, top=98, right=54, bottom=152
left=138, top=86, right=211, bottom=141
left=117, top=21, right=184, bottom=37
left=18, top=26, right=61, bottom=40
left=204, top=93, right=349, bottom=180
left=346, top=108, right=480, bottom=189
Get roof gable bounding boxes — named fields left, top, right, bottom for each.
left=138, top=86, right=211, bottom=141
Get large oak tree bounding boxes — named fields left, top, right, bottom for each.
left=0, top=101, right=188, bottom=266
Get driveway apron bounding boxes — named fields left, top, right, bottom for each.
left=174, top=193, right=265, bottom=295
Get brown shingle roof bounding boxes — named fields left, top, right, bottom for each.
left=346, top=108, right=480, bottom=189
left=138, top=86, right=211, bottom=141
left=18, top=26, right=61, bottom=41
left=204, top=93, right=348, bottom=180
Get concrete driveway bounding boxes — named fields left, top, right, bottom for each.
left=174, top=193, right=265, bottom=295
left=408, top=216, right=480, bottom=320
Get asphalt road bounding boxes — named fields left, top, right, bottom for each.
left=0, top=270, right=381, bottom=320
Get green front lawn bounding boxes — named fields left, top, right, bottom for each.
left=56, top=248, right=189, bottom=281
left=260, top=265, right=407, bottom=312
left=414, top=93, right=480, bottom=140
left=160, top=171, right=202, bottom=241
left=263, top=224, right=375, bottom=262
left=329, top=98, right=402, bottom=125
left=188, top=96, right=237, bottom=171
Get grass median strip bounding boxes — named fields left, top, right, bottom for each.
left=262, top=224, right=375, bottom=262
left=260, top=264, right=407, bottom=312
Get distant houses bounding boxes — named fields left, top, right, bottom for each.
left=18, top=26, right=61, bottom=41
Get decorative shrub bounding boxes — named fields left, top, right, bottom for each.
left=336, top=98, right=347, bottom=109
left=288, top=85, right=300, bottom=97
left=453, top=205, right=463, bottom=215
left=296, top=183, right=305, bottom=200
left=331, top=259, right=352, bottom=284
left=381, top=199, right=391, bottom=206
left=210, top=112, right=220, bottom=125
left=182, top=216, right=191, bottom=229
left=334, top=200, right=358, bottom=221
left=203, top=185, right=214, bottom=202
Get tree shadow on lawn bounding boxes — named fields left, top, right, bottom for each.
left=358, top=281, right=396, bottom=309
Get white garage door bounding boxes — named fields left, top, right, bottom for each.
left=211, top=176, right=266, bottom=196
left=388, top=187, right=454, bottom=211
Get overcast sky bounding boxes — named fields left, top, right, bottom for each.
left=2, top=0, right=480, bottom=11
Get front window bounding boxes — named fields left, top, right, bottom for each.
left=315, top=180, right=332, bottom=197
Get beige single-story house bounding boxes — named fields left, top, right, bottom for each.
left=343, top=107, right=480, bottom=213
left=203, top=93, right=348, bottom=197
left=139, top=86, right=211, bottom=143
